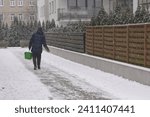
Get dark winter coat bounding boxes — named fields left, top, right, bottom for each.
left=29, top=28, right=48, bottom=54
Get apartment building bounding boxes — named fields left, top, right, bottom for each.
left=37, top=0, right=135, bottom=26
left=46, top=0, right=134, bottom=26
left=0, top=0, right=37, bottom=26
left=46, top=0, right=104, bottom=26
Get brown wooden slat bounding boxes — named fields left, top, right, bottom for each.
left=128, top=48, right=144, bottom=54
left=129, top=53, right=144, bottom=59
left=115, top=47, right=127, bottom=52
left=115, top=37, right=127, bottom=42
left=129, top=58, right=144, bottom=66
left=129, top=39, right=144, bottom=43
left=129, top=43, right=144, bottom=48
left=115, top=51, right=127, bottom=57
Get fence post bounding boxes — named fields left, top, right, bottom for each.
left=113, top=26, right=115, bottom=59
left=83, top=32, right=86, bottom=53
left=102, top=26, right=104, bottom=57
left=85, top=27, right=88, bottom=54
left=144, top=24, right=147, bottom=67
left=92, top=27, right=94, bottom=55
left=126, top=25, right=129, bottom=63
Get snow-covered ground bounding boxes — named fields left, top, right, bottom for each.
left=0, top=48, right=51, bottom=100
left=0, top=47, right=150, bottom=100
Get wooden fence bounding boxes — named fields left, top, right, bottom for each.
left=86, top=24, right=150, bottom=67
left=45, top=32, right=85, bottom=53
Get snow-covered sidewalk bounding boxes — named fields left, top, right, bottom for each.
left=1, top=47, right=150, bottom=100
left=0, top=48, right=51, bottom=100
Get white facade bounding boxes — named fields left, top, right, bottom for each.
left=37, top=0, right=45, bottom=22
left=37, top=0, right=49, bottom=22
left=49, top=0, right=68, bottom=26
left=48, top=0, right=103, bottom=26
left=133, top=0, right=138, bottom=13
left=103, top=0, right=110, bottom=14
left=38, top=0, right=137, bottom=26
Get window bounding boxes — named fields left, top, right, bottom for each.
left=40, top=6, right=44, bottom=17
left=29, top=14, right=35, bottom=21
left=18, top=14, right=23, bottom=20
left=10, top=14, right=15, bottom=21
left=49, top=2, right=51, bottom=14
left=0, top=0, right=4, bottom=6
left=77, top=0, right=86, bottom=8
left=139, top=0, right=150, bottom=10
left=10, top=0, right=16, bottom=6
left=52, top=1, right=54, bottom=13
left=109, top=0, right=113, bottom=12
left=68, top=0, right=103, bottom=9
left=95, top=0, right=101, bottom=8
left=68, top=0, right=77, bottom=9
left=0, top=14, right=3, bottom=21
left=54, top=0, right=56, bottom=13
left=85, top=0, right=88, bottom=8
left=29, top=0, right=34, bottom=6
left=87, top=0, right=94, bottom=8
left=18, top=0, right=23, bottom=6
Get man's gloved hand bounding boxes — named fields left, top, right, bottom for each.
left=45, top=46, right=50, bottom=52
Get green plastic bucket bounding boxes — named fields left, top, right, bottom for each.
left=24, top=52, right=32, bottom=60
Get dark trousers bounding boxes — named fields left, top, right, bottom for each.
left=32, top=53, right=41, bottom=68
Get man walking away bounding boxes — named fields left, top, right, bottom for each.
left=29, top=27, right=49, bottom=70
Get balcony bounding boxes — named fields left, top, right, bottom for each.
left=57, top=7, right=100, bottom=21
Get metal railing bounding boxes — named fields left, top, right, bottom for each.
left=57, top=8, right=100, bottom=21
